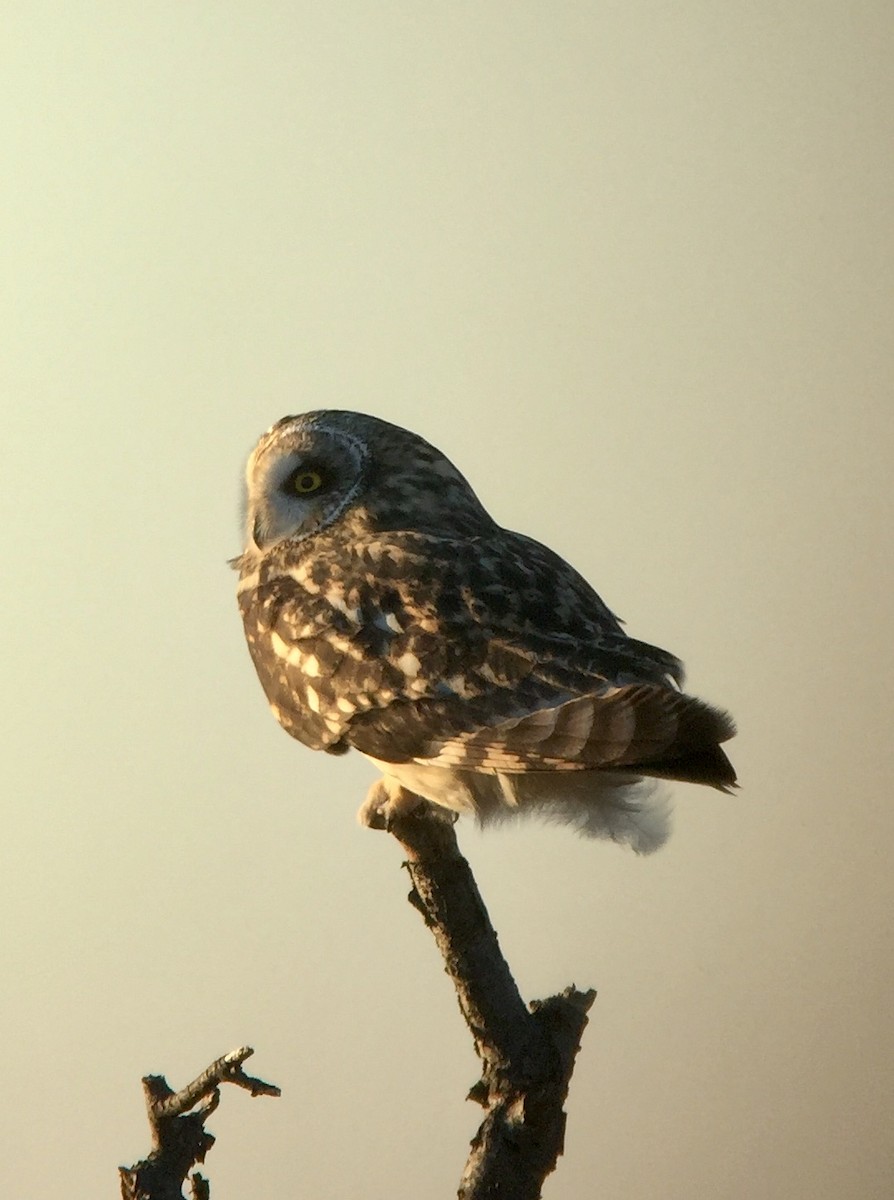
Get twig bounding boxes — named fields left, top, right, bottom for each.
left=119, top=1046, right=280, bottom=1200
left=386, top=807, right=596, bottom=1200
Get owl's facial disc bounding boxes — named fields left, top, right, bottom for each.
left=245, top=420, right=368, bottom=551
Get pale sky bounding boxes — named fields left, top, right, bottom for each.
left=2, top=4, right=893, bottom=1198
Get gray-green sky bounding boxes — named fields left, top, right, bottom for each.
left=2, top=4, right=892, bottom=1197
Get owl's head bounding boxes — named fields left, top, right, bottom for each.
left=239, top=410, right=495, bottom=561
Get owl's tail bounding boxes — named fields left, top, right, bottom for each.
left=428, top=683, right=737, bottom=792
left=618, top=741, right=736, bottom=791
left=462, top=684, right=736, bottom=852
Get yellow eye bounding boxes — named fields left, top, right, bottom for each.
left=292, top=470, right=324, bottom=494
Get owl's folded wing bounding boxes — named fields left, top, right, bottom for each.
left=241, top=528, right=731, bottom=785
left=346, top=680, right=736, bottom=790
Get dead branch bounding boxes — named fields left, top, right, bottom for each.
left=385, top=807, right=596, bottom=1200
left=119, top=1046, right=280, bottom=1200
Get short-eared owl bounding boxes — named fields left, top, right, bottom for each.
left=234, top=412, right=735, bottom=853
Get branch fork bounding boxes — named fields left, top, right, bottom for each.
left=119, top=1047, right=279, bottom=1200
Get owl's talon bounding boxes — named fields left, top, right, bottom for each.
left=357, top=802, right=390, bottom=831
left=357, top=778, right=425, bottom=830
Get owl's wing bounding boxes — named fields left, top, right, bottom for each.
left=240, top=528, right=733, bottom=784
left=332, top=531, right=735, bottom=786
left=347, top=680, right=736, bottom=788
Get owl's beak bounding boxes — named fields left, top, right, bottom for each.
left=250, top=502, right=298, bottom=550
left=251, top=514, right=272, bottom=550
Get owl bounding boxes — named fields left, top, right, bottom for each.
left=234, top=411, right=735, bottom=853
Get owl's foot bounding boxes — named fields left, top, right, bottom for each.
left=357, top=777, right=426, bottom=830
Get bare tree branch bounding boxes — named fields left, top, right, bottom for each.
left=119, top=1047, right=280, bottom=1200
left=385, top=807, right=596, bottom=1199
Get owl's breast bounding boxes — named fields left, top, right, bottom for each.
left=236, top=544, right=472, bottom=753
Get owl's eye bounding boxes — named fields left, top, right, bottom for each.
left=290, top=468, right=325, bottom=495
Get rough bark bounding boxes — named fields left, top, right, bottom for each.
left=119, top=1046, right=279, bottom=1200
left=386, top=807, right=596, bottom=1199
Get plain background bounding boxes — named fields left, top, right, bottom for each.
left=2, top=4, right=892, bottom=1197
